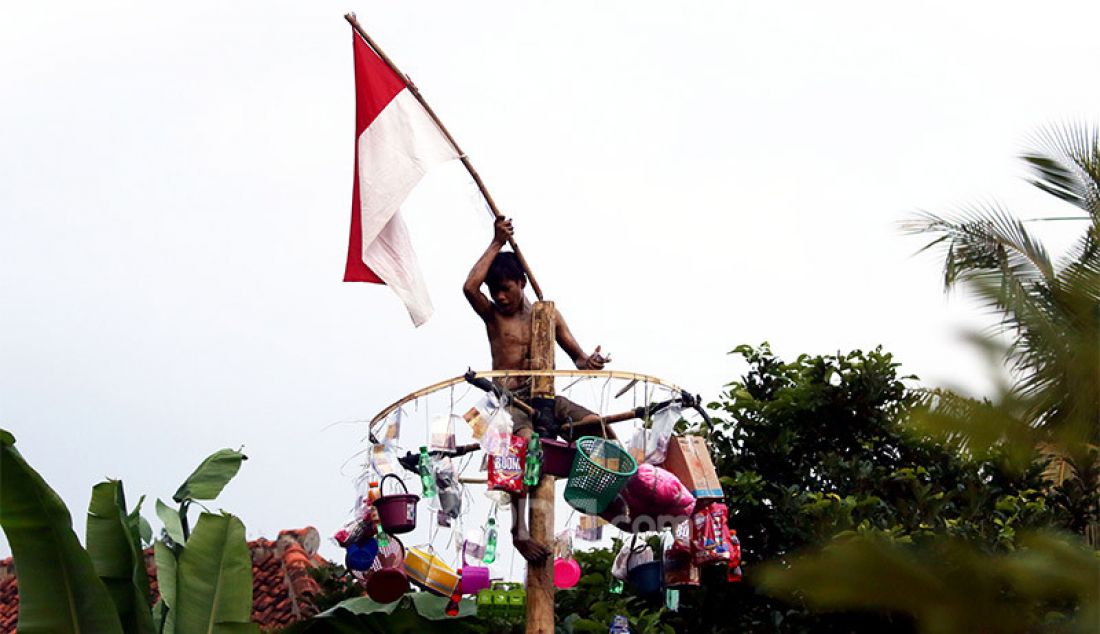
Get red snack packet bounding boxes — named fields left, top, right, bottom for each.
left=488, top=435, right=528, bottom=494
left=691, top=502, right=733, bottom=566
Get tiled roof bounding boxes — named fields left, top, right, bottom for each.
left=0, top=526, right=331, bottom=633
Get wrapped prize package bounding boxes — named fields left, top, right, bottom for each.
left=691, top=502, right=733, bottom=566
left=435, top=457, right=462, bottom=526
left=430, top=414, right=459, bottom=452
left=575, top=514, right=603, bottom=542
left=619, top=463, right=696, bottom=526
left=481, top=405, right=515, bottom=458
left=488, top=435, right=527, bottom=494
left=370, top=442, right=400, bottom=479
left=628, top=403, right=680, bottom=465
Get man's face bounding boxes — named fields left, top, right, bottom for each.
left=489, top=278, right=525, bottom=315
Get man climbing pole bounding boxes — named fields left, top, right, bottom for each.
left=463, top=216, right=611, bottom=562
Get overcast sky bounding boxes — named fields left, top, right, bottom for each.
left=2, top=1, right=1096, bottom=566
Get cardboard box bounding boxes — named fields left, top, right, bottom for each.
left=663, top=436, right=723, bottom=500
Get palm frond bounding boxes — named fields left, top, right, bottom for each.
left=1022, top=122, right=1100, bottom=217
left=904, top=203, right=1054, bottom=292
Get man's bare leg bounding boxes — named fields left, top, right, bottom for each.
left=510, top=427, right=550, bottom=563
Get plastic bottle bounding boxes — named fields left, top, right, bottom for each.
left=375, top=523, right=390, bottom=548
left=445, top=583, right=463, bottom=617
left=609, top=615, right=631, bottom=633
left=482, top=517, right=498, bottom=564
left=367, top=481, right=381, bottom=504
left=608, top=576, right=624, bottom=594
left=665, top=588, right=680, bottom=611
left=418, top=446, right=438, bottom=498
left=523, top=433, right=543, bottom=486
left=729, top=529, right=742, bottom=567
left=727, top=563, right=743, bottom=583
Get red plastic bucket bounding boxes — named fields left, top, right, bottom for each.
left=374, top=474, right=419, bottom=534
left=364, top=536, right=409, bottom=603
left=541, top=438, right=576, bottom=478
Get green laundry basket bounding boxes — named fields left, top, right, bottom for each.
left=564, top=436, right=638, bottom=514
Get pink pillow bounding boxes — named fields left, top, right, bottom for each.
left=619, top=464, right=695, bottom=521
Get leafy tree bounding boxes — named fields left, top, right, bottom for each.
left=655, top=345, right=1055, bottom=633
left=760, top=125, right=1100, bottom=634
left=904, top=123, right=1099, bottom=540
left=0, top=432, right=255, bottom=634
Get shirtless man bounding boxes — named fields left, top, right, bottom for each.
left=464, top=216, right=609, bottom=562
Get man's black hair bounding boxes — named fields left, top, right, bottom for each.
left=486, top=251, right=526, bottom=289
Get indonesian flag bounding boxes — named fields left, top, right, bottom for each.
left=344, top=28, right=459, bottom=326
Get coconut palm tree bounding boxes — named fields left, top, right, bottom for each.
left=905, top=123, right=1099, bottom=543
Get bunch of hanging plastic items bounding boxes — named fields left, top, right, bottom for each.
left=334, top=382, right=745, bottom=620
left=333, top=399, right=515, bottom=613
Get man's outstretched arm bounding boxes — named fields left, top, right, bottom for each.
left=555, top=309, right=609, bottom=370
left=463, top=217, right=512, bottom=320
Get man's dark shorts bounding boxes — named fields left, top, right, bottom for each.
left=496, top=378, right=595, bottom=433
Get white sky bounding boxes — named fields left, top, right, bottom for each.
left=1, top=1, right=1096, bottom=566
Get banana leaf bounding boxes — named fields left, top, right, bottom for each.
left=153, top=542, right=177, bottom=633
left=156, top=498, right=186, bottom=545
left=288, top=595, right=482, bottom=634
left=87, top=481, right=155, bottom=633
left=174, top=512, right=257, bottom=633
left=172, top=449, right=247, bottom=503
left=0, top=429, right=123, bottom=634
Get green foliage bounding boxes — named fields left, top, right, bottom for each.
left=307, top=564, right=366, bottom=613
left=86, top=481, right=155, bottom=634
left=760, top=531, right=1099, bottom=634
left=554, top=545, right=673, bottom=634
left=154, top=541, right=178, bottom=633
left=173, top=513, right=258, bottom=633
left=904, top=123, right=1099, bottom=533
left=661, top=344, right=1063, bottom=632
left=156, top=448, right=255, bottom=633
left=156, top=498, right=186, bottom=546
left=173, top=448, right=248, bottom=504
left=0, top=429, right=124, bottom=633
left=281, top=593, right=482, bottom=633
left=759, top=124, right=1100, bottom=633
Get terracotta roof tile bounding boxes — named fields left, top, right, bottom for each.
left=0, top=526, right=336, bottom=633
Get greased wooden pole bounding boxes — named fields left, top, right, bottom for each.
left=526, top=301, right=556, bottom=632
left=344, top=13, right=544, bottom=301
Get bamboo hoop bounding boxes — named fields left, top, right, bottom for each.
left=367, top=369, right=686, bottom=432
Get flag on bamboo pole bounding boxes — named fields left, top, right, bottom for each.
left=344, top=28, right=459, bottom=327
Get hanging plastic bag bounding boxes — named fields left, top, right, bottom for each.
left=484, top=489, right=512, bottom=509
left=463, top=393, right=497, bottom=440
left=369, top=442, right=400, bottom=479
left=625, top=537, right=654, bottom=573
left=628, top=404, right=680, bottom=466
left=575, top=514, right=603, bottom=542
left=610, top=540, right=633, bottom=580
left=480, top=405, right=515, bottom=457
left=663, top=521, right=699, bottom=587
left=463, top=526, right=487, bottom=562
left=435, top=457, right=462, bottom=526
left=430, top=413, right=459, bottom=453
left=383, top=408, right=403, bottom=442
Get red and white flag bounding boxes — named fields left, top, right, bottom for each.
left=344, top=28, right=459, bottom=326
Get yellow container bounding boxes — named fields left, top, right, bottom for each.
left=404, top=547, right=460, bottom=596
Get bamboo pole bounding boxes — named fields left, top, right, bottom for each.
left=526, top=301, right=556, bottom=633
left=344, top=13, right=545, bottom=301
